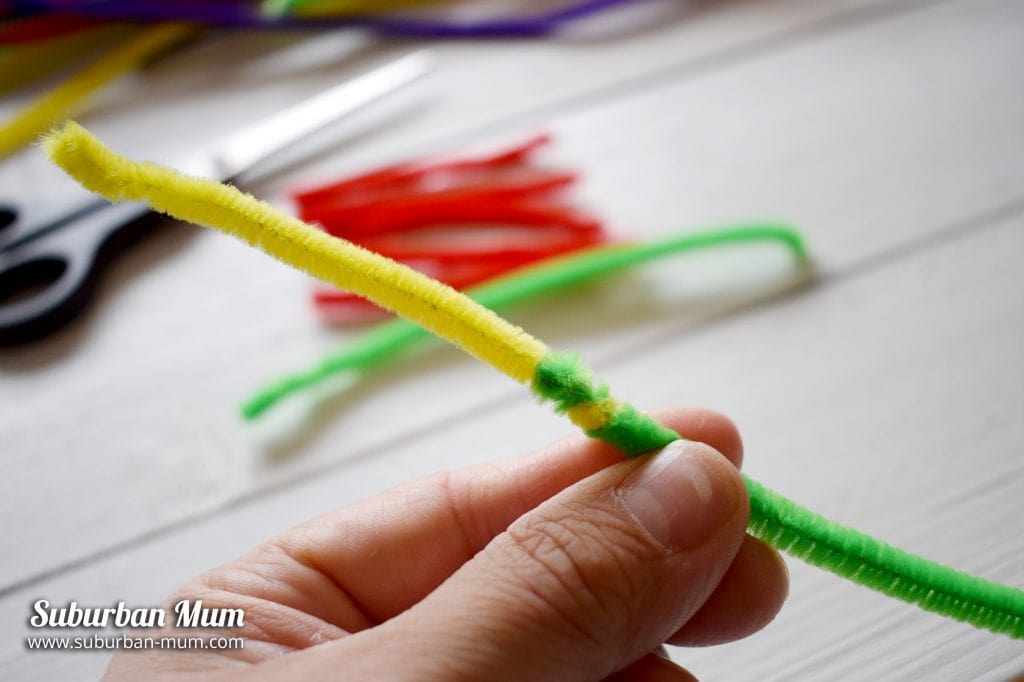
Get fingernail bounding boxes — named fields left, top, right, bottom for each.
left=619, top=440, right=739, bottom=550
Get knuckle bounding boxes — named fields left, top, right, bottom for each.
left=182, top=548, right=348, bottom=653
left=494, top=498, right=666, bottom=651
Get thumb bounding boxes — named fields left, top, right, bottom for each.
left=387, top=439, right=748, bottom=681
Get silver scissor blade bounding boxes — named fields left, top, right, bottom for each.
left=194, top=50, right=433, bottom=181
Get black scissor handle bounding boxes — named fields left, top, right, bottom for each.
left=0, top=206, right=14, bottom=231
left=0, top=201, right=155, bottom=345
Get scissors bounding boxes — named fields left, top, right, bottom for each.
left=0, top=50, right=432, bottom=345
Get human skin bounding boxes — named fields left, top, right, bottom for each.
left=105, top=407, right=788, bottom=681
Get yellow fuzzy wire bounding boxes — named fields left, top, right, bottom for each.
left=0, top=23, right=196, bottom=160
left=567, top=398, right=619, bottom=431
left=41, top=122, right=550, bottom=384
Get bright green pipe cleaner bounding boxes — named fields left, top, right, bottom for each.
left=242, top=223, right=808, bottom=419
left=530, top=351, right=1024, bottom=639
left=745, top=477, right=1024, bottom=638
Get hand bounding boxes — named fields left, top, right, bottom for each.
left=105, top=408, right=787, bottom=681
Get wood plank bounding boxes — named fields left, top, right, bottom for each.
left=2, top=170, right=1021, bottom=681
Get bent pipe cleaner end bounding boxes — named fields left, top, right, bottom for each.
left=42, top=121, right=1024, bottom=640
left=241, top=227, right=811, bottom=420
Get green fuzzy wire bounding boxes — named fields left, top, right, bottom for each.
left=533, top=352, right=680, bottom=455
left=745, top=478, right=1024, bottom=638
left=241, top=223, right=808, bottom=419
left=529, top=352, right=1024, bottom=639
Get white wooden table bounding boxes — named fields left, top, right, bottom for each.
left=2, top=0, right=1022, bottom=678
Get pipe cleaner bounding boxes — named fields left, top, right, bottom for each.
left=42, top=121, right=1024, bottom=640
left=0, top=22, right=195, bottom=159
left=299, top=134, right=606, bottom=321
left=5, top=0, right=632, bottom=38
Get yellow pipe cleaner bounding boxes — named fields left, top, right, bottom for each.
left=0, top=23, right=195, bottom=160
left=42, top=121, right=548, bottom=384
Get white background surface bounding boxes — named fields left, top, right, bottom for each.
left=2, top=0, right=1022, bottom=678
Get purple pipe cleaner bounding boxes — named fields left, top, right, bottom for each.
left=3, top=0, right=639, bottom=39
